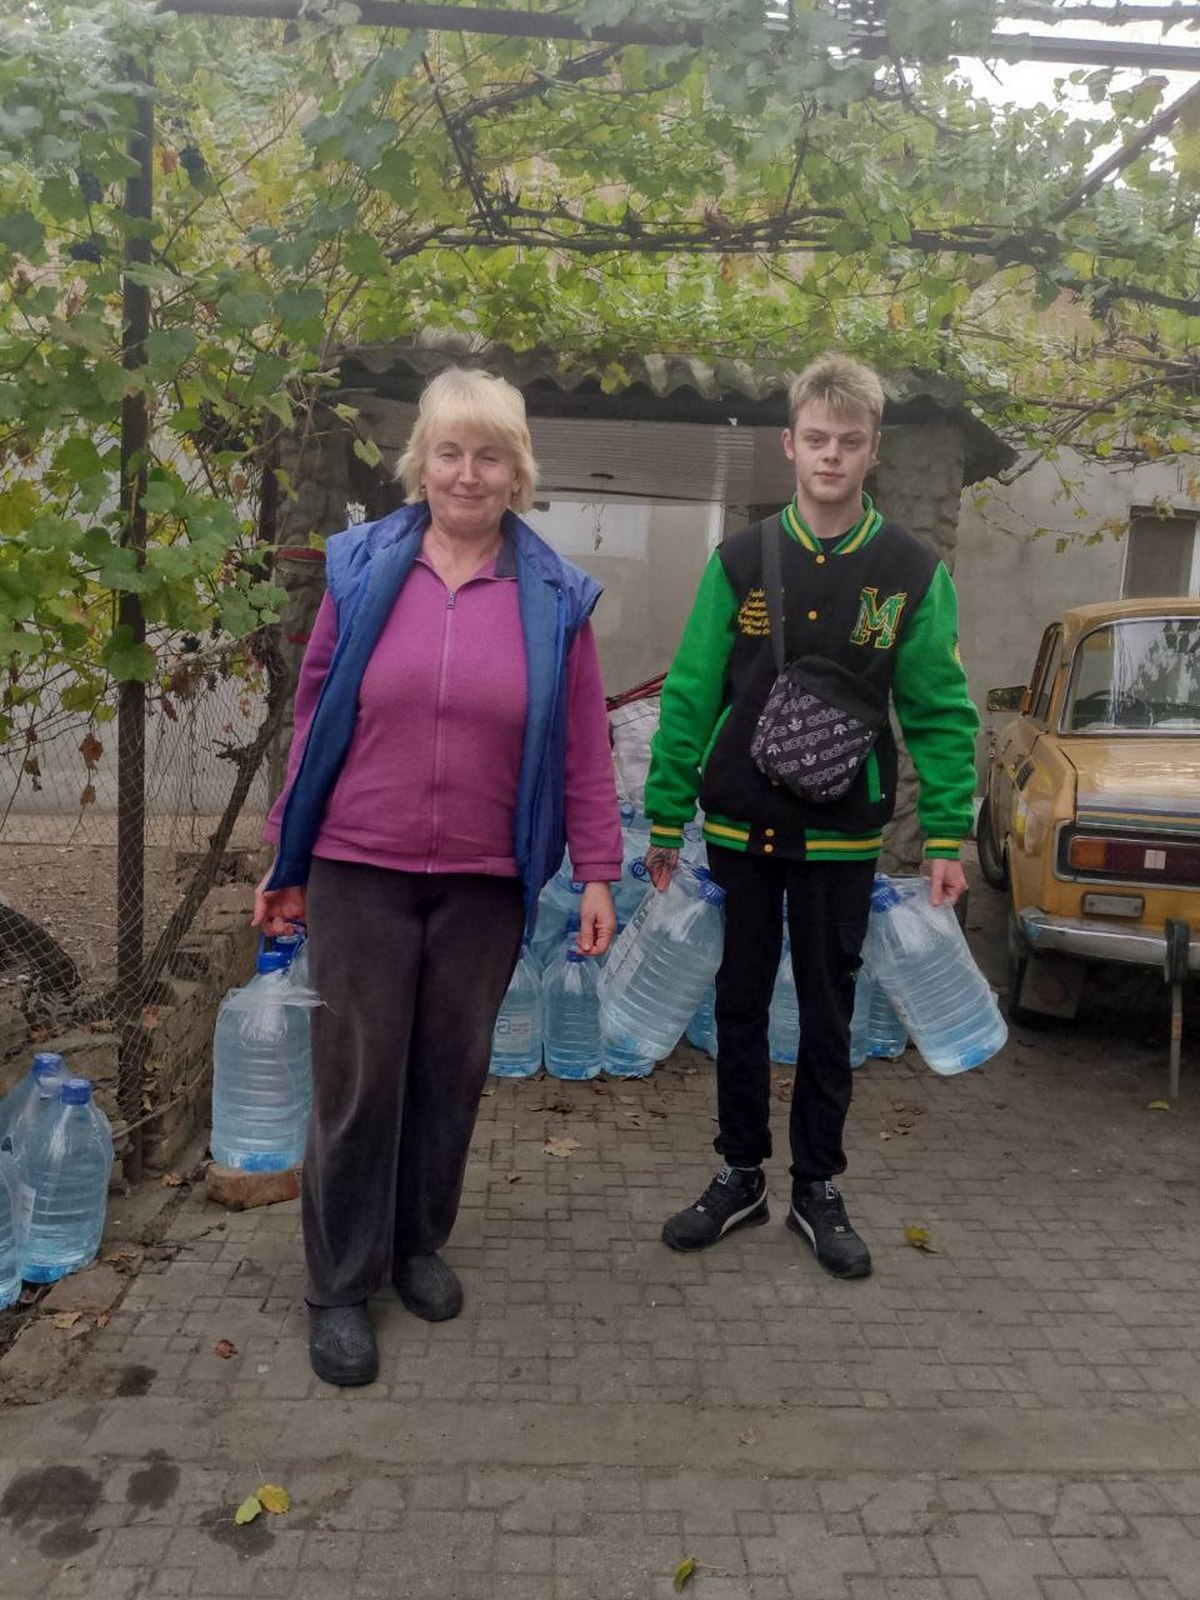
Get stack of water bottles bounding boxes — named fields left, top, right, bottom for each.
left=0, top=1048, right=115, bottom=1302
left=489, top=805, right=724, bottom=1081
left=682, top=875, right=1004, bottom=1079
left=210, top=933, right=319, bottom=1171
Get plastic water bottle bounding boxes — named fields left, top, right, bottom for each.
left=490, top=942, right=543, bottom=1078
left=867, top=875, right=1007, bottom=1074
left=544, top=944, right=602, bottom=1080
left=850, top=969, right=908, bottom=1067
left=680, top=819, right=707, bottom=869
left=685, top=983, right=717, bottom=1057
left=531, top=862, right=586, bottom=969
left=598, top=864, right=726, bottom=1061
left=768, top=941, right=802, bottom=1065
left=0, top=1051, right=67, bottom=1153
left=0, top=1152, right=20, bottom=1309
left=210, top=947, right=316, bottom=1170
left=17, top=1078, right=114, bottom=1284
left=613, top=813, right=653, bottom=923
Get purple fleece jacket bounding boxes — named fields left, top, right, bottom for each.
left=265, top=553, right=623, bottom=883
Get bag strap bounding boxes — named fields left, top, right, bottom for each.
left=760, top=513, right=786, bottom=674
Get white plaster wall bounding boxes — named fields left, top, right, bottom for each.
left=955, top=450, right=1199, bottom=780
left=529, top=500, right=719, bottom=698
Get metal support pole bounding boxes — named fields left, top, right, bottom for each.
left=115, top=58, right=154, bottom=1184
left=1164, top=919, right=1189, bottom=1103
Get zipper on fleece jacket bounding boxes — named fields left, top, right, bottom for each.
left=425, top=587, right=457, bottom=871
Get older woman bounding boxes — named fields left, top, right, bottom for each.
left=255, top=368, right=621, bottom=1387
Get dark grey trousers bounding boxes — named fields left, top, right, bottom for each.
left=303, top=857, right=526, bottom=1307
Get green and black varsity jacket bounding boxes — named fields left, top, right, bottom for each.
left=644, top=496, right=979, bottom=864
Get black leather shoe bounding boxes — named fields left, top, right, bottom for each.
left=394, top=1253, right=463, bottom=1322
left=307, top=1302, right=378, bottom=1387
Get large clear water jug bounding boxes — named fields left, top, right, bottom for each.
left=531, top=862, right=586, bottom=969
left=685, top=983, right=717, bottom=1057
left=850, top=968, right=908, bottom=1067
left=17, top=1078, right=114, bottom=1284
left=867, top=875, right=1007, bottom=1074
left=210, top=948, right=316, bottom=1170
left=0, top=1151, right=20, bottom=1308
left=544, top=945, right=601, bottom=1081
left=489, top=942, right=543, bottom=1078
left=768, top=941, right=802, bottom=1065
left=598, top=865, right=726, bottom=1062
left=0, top=1051, right=67, bottom=1153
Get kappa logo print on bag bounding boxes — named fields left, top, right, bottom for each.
left=750, top=519, right=888, bottom=804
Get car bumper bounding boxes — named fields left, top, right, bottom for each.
left=1018, top=908, right=1200, bottom=970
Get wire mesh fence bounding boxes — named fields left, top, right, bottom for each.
left=0, top=635, right=280, bottom=1172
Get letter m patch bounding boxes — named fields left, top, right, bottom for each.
left=850, top=587, right=907, bottom=650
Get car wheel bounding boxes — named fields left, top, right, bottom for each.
left=1005, top=909, right=1053, bottom=1029
left=976, top=796, right=1009, bottom=891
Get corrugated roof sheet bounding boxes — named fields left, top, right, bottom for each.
left=338, top=331, right=1016, bottom=485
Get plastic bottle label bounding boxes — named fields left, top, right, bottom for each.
left=495, top=1016, right=533, bottom=1042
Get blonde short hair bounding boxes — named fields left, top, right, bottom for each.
left=786, top=353, right=885, bottom=433
left=395, top=367, right=539, bottom=513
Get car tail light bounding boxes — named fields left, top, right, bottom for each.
left=1065, top=832, right=1200, bottom=884
left=1068, top=837, right=1108, bottom=871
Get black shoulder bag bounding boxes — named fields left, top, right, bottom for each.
left=749, top=516, right=888, bottom=804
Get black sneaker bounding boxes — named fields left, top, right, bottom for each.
left=662, top=1166, right=769, bottom=1252
left=787, top=1180, right=872, bottom=1279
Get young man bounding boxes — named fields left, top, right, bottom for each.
left=643, top=352, right=978, bottom=1278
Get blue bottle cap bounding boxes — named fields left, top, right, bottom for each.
left=256, top=949, right=289, bottom=974
left=60, top=1078, right=92, bottom=1106
left=565, top=914, right=581, bottom=933
left=870, top=875, right=902, bottom=911
left=32, top=1052, right=65, bottom=1081
left=566, top=948, right=587, bottom=964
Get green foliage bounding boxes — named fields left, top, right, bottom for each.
left=0, top=0, right=1196, bottom=735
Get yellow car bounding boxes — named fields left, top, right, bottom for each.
left=978, top=597, right=1200, bottom=1023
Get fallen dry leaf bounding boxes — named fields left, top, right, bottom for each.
left=543, top=1137, right=581, bottom=1159
left=49, top=1311, right=83, bottom=1330
left=160, top=1172, right=184, bottom=1188
left=96, top=1313, right=111, bottom=1330
left=213, top=1338, right=238, bottom=1359
left=255, top=1483, right=290, bottom=1515
left=504, top=1171, right=522, bottom=1185
left=234, top=1495, right=261, bottom=1526
left=905, top=1225, right=939, bottom=1254
left=1148, top=1099, right=1170, bottom=1112
left=738, top=1426, right=757, bottom=1446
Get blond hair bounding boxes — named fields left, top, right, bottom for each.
left=395, top=367, right=539, bottom=513
left=786, top=353, right=885, bottom=433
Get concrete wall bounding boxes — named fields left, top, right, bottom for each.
left=954, top=451, right=1200, bottom=780
left=529, top=500, right=721, bottom=697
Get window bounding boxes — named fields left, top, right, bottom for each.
left=1063, top=617, right=1200, bottom=734
left=1122, top=510, right=1200, bottom=600
left=1026, top=625, right=1060, bottom=726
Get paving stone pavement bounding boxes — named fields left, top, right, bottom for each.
left=3, top=880, right=1200, bottom=1599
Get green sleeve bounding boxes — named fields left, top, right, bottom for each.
left=643, top=552, right=739, bottom=847
left=891, top=563, right=980, bottom=860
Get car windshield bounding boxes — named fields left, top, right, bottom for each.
left=1064, top=617, right=1200, bottom=734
